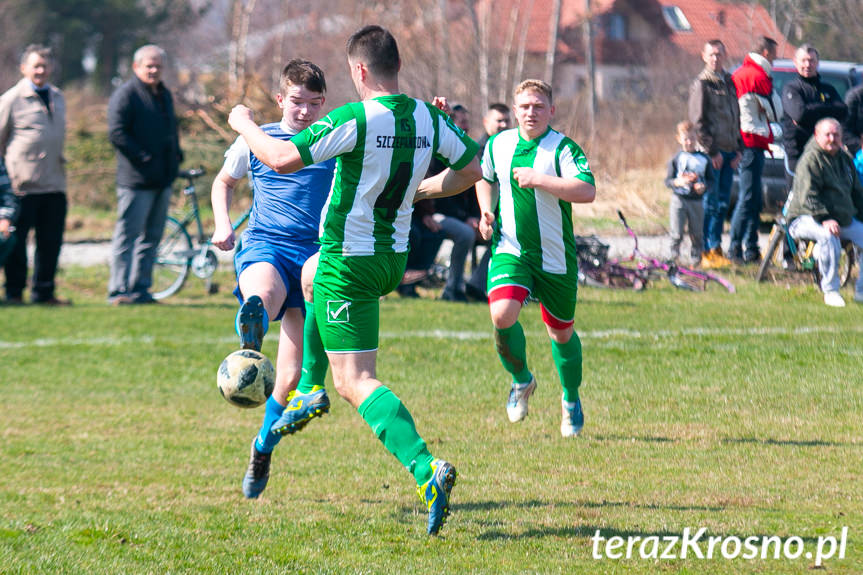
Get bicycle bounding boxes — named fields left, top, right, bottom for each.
left=755, top=158, right=856, bottom=288
left=578, top=211, right=735, bottom=293
left=152, top=168, right=251, bottom=300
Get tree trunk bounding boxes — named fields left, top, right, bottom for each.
left=229, top=0, right=257, bottom=102
left=544, top=0, right=562, bottom=84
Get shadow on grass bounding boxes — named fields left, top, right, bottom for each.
left=476, top=523, right=828, bottom=544
left=591, top=434, right=678, bottom=443
left=455, top=498, right=731, bottom=514
left=592, top=435, right=856, bottom=447
left=722, top=437, right=854, bottom=447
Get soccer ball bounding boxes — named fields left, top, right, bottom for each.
left=217, top=349, right=275, bottom=408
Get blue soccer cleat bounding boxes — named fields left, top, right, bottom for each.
left=270, top=385, right=330, bottom=436
left=561, top=396, right=584, bottom=437
left=242, top=439, right=272, bottom=498
left=506, top=377, right=537, bottom=423
left=417, top=459, right=457, bottom=535
left=236, top=295, right=265, bottom=351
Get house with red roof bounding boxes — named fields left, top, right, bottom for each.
left=475, top=0, right=792, bottom=101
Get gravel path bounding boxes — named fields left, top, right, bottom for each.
left=51, top=232, right=768, bottom=268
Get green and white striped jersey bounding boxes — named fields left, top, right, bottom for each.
left=482, top=126, right=595, bottom=274
left=291, top=94, right=478, bottom=256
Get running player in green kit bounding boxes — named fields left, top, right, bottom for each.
left=228, top=25, right=481, bottom=535
left=476, top=79, right=596, bottom=438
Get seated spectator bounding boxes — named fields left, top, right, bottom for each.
left=465, top=102, right=512, bottom=301
left=428, top=104, right=480, bottom=302
left=398, top=198, right=444, bottom=298
left=786, top=118, right=863, bottom=307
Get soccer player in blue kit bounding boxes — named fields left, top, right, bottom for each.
left=211, top=59, right=334, bottom=498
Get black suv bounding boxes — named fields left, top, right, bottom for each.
left=731, top=59, right=863, bottom=213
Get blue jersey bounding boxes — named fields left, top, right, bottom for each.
left=239, top=122, right=335, bottom=244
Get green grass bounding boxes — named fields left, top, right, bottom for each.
left=1, top=267, right=862, bottom=574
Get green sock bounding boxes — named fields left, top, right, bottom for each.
left=551, top=332, right=583, bottom=402
left=495, top=322, right=532, bottom=384
left=358, top=386, right=435, bottom=485
left=297, top=300, right=328, bottom=394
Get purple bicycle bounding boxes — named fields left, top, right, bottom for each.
left=578, top=211, right=735, bottom=293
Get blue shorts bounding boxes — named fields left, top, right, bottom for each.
left=233, top=233, right=318, bottom=321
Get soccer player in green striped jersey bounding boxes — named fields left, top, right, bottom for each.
left=476, top=79, right=596, bottom=438
left=228, top=25, right=481, bottom=535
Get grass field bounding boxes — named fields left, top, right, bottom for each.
left=1, top=265, right=862, bottom=574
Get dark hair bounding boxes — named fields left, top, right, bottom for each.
left=21, top=44, right=52, bottom=66
left=755, top=36, right=777, bottom=54
left=704, top=39, right=726, bottom=53
left=488, top=102, right=509, bottom=115
left=346, top=25, right=400, bottom=80
left=451, top=104, right=468, bottom=114
left=280, top=58, right=327, bottom=95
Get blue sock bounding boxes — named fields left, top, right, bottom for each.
left=254, top=395, right=285, bottom=453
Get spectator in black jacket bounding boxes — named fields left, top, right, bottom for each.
left=842, top=83, right=863, bottom=156
left=780, top=44, right=847, bottom=178
left=0, top=157, right=19, bottom=269
left=107, top=44, right=182, bottom=304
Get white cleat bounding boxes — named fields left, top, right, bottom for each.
left=824, top=290, right=846, bottom=308
left=506, top=377, right=537, bottom=423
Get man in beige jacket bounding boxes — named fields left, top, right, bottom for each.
left=0, top=44, right=68, bottom=305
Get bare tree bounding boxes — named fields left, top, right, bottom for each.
left=229, top=0, right=258, bottom=101
left=544, top=0, right=562, bottom=84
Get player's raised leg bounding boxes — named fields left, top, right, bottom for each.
left=238, top=263, right=294, bottom=498
left=271, top=252, right=331, bottom=435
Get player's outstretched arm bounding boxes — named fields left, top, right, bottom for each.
left=211, top=167, right=240, bottom=251
left=415, top=156, right=482, bottom=201
left=512, top=167, right=595, bottom=204
left=475, top=178, right=498, bottom=241
left=228, top=105, right=305, bottom=175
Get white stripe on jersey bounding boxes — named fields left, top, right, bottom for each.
left=487, top=128, right=569, bottom=274
left=491, top=131, right=521, bottom=259
left=310, top=98, right=473, bottom=256
left=534, top=132, right=567, bottom=274
left=344, top=102, right=393, bottom=255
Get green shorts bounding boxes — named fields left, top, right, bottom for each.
left=487, top=251, right=578, bottom=325
left=313, top=252, right=407, bottom=352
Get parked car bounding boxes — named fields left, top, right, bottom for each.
left=730, top=59, right=863, bottom=214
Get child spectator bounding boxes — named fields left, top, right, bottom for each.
left=665, top=121, right=714, bottom=265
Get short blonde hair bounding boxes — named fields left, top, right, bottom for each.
left=676, top=120, right=694, bottom=135
left=514, top=79, right=553, bottom=104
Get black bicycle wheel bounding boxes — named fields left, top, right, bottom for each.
left=813, top=240, right=857, bottom=289
left=580, top=263, right=647, bottom=290
left=756, top=223, right=784, bottom=282
left=153, top=216, right=193, bottom=300
left=839, top=241, right=856, bottom=288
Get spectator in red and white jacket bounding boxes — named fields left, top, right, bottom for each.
left=728, top=36, right=783, bottom=264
